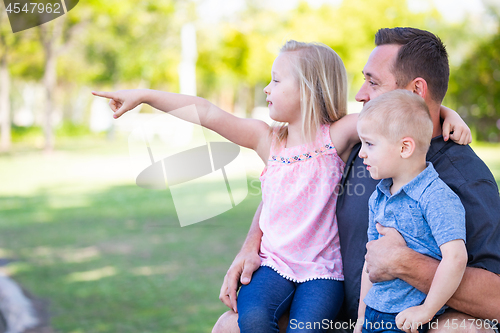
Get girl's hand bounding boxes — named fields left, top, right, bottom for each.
left=441, top=105, right=472, bottom=145
left=92, top=89, right=145, bottom=119
left=396, top=305, right=434, bottom=333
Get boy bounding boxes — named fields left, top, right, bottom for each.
left=354, top=90, right=468, bottom=333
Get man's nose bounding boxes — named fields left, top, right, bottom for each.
left=355, top=84, right=369, bottom=104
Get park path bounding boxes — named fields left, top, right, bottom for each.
left=0, top=263, right=53, bottom=333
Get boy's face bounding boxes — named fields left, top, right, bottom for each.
left=357, top=119, right=402, bottom=180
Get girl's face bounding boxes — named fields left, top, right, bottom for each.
left=263, top=52, right=301, bottom=124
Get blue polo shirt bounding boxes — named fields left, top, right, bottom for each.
left=363, top=162, right=466, bottom=314
left=336, top=137, right=500, bottom=321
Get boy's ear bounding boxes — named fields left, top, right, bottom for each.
left=400, top=137, right=415, bottom=159
left=405, top=77, right=428, bottom=99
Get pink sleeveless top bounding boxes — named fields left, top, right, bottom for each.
left=259, top=124, right=345, bottom=282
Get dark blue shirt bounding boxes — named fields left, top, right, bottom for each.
left=336, top=137, right=500, bottom=321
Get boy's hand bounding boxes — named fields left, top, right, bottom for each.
left=92, top=90, right=145, bottom=119
left=396, top=305, right=434, bottom=333
left=353, top=318, right=364, bottom=333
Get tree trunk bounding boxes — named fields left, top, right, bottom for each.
left=40, top=17, right=64, bottom=153
left=0, top=52, right=10, bottom=152
left=43, top=46, right=56, bottom=152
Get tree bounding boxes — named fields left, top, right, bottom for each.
left=0, top=3, right=12, bottom=152
left=70, top=0, right=179, bottom=88
left=39, top=17, right=66, bottom=152
left=0, top=3, right=40, bottom=152
left=196, top=0, right=433, bottom=114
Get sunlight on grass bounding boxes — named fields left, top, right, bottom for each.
left=131, top=265, right=180, bottom=276
left=0, top=262, right=32, bottom=276
left=47, top=194, right=93, bottom=210
left=66, top=266, right=118, bottom=282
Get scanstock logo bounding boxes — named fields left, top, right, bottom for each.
left=3, top=0, right=78, bottom=33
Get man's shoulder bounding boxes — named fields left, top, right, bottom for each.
left=429, top=140, right=497, bottom=187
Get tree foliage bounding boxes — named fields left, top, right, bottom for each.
left=1, top=0, right=499, bottom=145
left=447, top=27, right=500, bottom=142
left=58, top=0, right=179, bottom=88
left=196, top=0, right=434, bottom=111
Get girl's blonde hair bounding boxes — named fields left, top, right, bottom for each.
left=274, top=40, right=348, bottom=144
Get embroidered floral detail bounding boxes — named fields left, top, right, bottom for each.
left=269, top=143, right=335, bottom=164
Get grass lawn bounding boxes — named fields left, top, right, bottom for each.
left=0, top=136, right=499, bottom=333
left=0, top=136, right=263, bottom=333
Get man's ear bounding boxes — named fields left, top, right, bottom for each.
left=400, top=137, right=416, bottom=159
left=406, top=77, right=428, bottom=99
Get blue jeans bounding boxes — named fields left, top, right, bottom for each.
left=362, top=306, right=429, bottom=333
left=237, top=266, right=344, bottom=333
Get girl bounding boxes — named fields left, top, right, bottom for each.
left=93, top=40, right=470, bottom=333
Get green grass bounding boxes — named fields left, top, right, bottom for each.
left=0, top=136, right=262, bottom=333
left=471, top=141, right=500, bottom=188
left=0, top=137, right=499, bottom=332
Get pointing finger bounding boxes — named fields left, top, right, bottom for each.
left=92, top=91, right=114, bottom=99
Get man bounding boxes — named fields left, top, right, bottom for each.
left=213, top=27, right=500, bottom=333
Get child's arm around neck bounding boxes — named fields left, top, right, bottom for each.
left=92, top=89, right=272, bottom=164
left=329, top=113, right=360, bottom=163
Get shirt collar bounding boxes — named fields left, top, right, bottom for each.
left=426, top=136, right=446, bottom=161
left=377, top=178, right=393, bottom=198
left=376, top=162, right=439, bottom=201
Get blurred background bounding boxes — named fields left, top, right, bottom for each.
left=0, top=0, right=499, bottom=332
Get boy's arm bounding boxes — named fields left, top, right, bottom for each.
left=440, top=105, right=472, bottom=145
left=329, top=113, right=360, bottom=163
left=365, top=224, right=500, bottom=320
left=92, top=89, right=271, bottom=162
left=420, top=240, right=467, bottom=314
left=219, top=201, right=263, bottom=313
left=395, top=240, right=468, bottom=330
left=355, top=262, right=372, bottom=333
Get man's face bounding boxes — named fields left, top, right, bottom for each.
left=355, top=44, right=401, bottom=105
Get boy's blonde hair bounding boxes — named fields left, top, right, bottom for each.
left=274, top=40, right=348, bottom=144
left=359, top=89, right=433, bottom=153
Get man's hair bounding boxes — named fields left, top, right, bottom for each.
left=273, top=40, right=348, bottom=144
left=359, top=89, right=433, bottom=153
left=375, top=27, right=449, bottom=103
